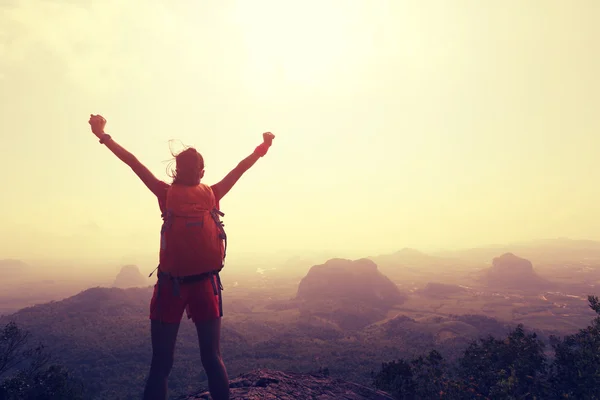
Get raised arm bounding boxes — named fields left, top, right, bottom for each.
left=88, top=114, right=162, bottom=195
left=212, top=132, right=275, bottom=201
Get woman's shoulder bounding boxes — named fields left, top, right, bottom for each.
left=153, top=180, right=171, bottom=201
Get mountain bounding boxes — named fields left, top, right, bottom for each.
left=436, top=238, right=600, bottom=265
left=112, top=265, right=147, bottom=288
left=296, top=258, right=407, bottom=330
left=371, top=247, right=447, bottom=264
left=377, top=313, right=512, bottom=350
left=297, top=258, right=404, bottom=305
left=481, top=253, right=552, bottom=291
left=178, top=369, right=394, bottom=400
left=0, top=259, right=29, bottom=275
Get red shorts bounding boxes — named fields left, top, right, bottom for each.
left=149, top=275, right=220, bottom=324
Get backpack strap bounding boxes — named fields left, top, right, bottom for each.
left=209, top=271, right=224, bottom=317
left=149, top=265, right=159, bottom=278
left=209, top=208, right=227, bottom=264
left=159, top=210, right=175, bottom=251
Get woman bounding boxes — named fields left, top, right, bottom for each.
left=88, top=114, right=275, bottom=400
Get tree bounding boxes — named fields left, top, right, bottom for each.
left=372, top=295, right=600, bottom=400
left=458, top=324, right=549, bottom=399
left=410, top=350, right=461, bottom=399
left=551, top=295, right=600, bottom=400
left=372, top=350, right=466, bottom=399
left=0, top=322, right=83, bottom=400
left=372, top=358, right=415, bottom=399
left=0, top=322, right=36, bottom=379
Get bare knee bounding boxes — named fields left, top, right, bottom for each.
left=201, top=348, right=223, bottom=369
left=195, top=318, right=224, bottom=371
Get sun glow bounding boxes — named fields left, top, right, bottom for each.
left=232, top=0, right=365, bottom=91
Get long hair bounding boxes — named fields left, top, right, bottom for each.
left=166, top=140, right=204, bottom=186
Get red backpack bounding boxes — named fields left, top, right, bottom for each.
left=158, top=183, right=226, bottom=278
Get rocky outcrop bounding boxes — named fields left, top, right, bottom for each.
left=178, top=369, right=394, bottom=400
left=112, top=265, right=147, bottom=288
left=482, top=253, right=550, bottom=290
left=297, top=258, right=404, bottom=305
left=296, top=258, right=406, bottom=330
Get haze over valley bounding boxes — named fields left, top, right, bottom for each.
left=2, top=238, right=599, bottom=398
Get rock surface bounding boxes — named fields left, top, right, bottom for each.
left=295, top=258, right=407, bottom=330
left=483, top=253, right=550, bottom=290
left=177, top=369, right=394, bottom=400
left=297, top=258, right=404, bottom=305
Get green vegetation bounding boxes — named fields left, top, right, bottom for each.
left=0, top=322, right=83, bottom=400
left=372, top=295, right=600, bottom=399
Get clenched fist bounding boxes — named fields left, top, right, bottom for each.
left=263, top=132, right=275, bottom=146
left=89, top=114, right=107, bottom=137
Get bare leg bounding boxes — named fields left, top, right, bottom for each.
left=195, top=318, right=229, bottom=400
left=143, top=320, right=180, bottom=400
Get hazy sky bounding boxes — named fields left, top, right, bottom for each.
left=1, top=0, right=599, bottom=264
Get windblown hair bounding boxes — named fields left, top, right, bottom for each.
left=166, top=141, right=204, bottom=186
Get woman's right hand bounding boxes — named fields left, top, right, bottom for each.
left=89, top=114, right=107, bottom=137
left=262, top=132, right=275, bottom=146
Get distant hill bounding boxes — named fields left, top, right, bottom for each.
left=365, top=312, right=514, bottom=359
left=297, top=258, right=404, bottom=305
left=112, top=265, right=147, bottom=288
left=0, top=259, right=29, bottom=275
left=296, top=258, right=407, bottom=330
left=380, top=313, right=476, bottom=344
left=480, top=253, right=553, bottom=291
left=436, top=238, right=600, bottom=265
